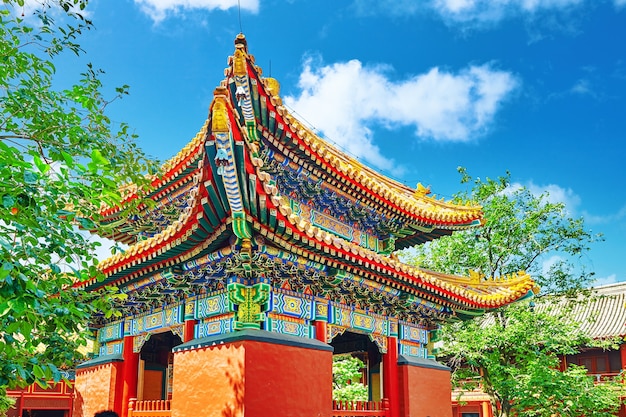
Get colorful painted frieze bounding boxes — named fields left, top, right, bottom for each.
left=195, top=291, right=229, bottom=319
left=196, top=314, right=235, bottom=338
left=289, top=199, right=380, bottom=252
left=99, top=340, right=123, bottom=356
left=271, top=291, right=314, bottom=320
left=399, top=340, right=428, bottom=359
left=98, top=321, right=124, bottom=343
left=131, top=304, right=184, bottom=335
left=399, top=322, right=429, bottom=344
left=329, top=304, right=388, bottom=336
left=266, top=315, right=314, bottom=339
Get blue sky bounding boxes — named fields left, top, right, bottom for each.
left=44, top=0, right=626, bottom=285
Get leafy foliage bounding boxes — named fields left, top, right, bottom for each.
left=0, top=0, right=158, bottom=409
left=406, top=168, right=601, bottom=294
left=401, top=169, right=622, bottom=417
left=333, top=355, right=369, bottom=402
left=446, top=302, right=622, bottom=417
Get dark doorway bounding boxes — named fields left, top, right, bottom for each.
left=138, top=331, right=182, bottom=401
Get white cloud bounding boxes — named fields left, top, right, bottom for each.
left=352, top=0, right=585, bottom=24
left=430, top=0, right=583, bottom=24
left=541, top=254, right=564, bottom=276
left=582, top=204, right=626, bottom=225
left=570, top=79, right=592, bottom=95
left=615, top=0, right=626, bottom=7
left=133, top=0, right=259, bottom=23
left=508, top=181, right=581, bottom=215
left=592, top=273, right=618, bottom=287
left=284, top=57, right=518, bottom=174
left=526, top=182, right=581, bottom=211
left=11, top=0, right=92, bottom=23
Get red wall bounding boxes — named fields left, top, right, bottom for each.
left=398, top=363, right=453, bottom=417
left=73, top=362, right=122, bottom=417
left=172, top=335, right=333, bottom=417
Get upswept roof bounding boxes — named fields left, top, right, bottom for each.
left=80, top=34, right=536, bottom=319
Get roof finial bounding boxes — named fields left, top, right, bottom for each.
left=234, top=33, right=248, bottom=53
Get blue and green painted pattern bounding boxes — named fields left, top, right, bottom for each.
left=197, top=315, right=234, bottom=338
left=98, top=321, right=124, bottom=343
left=399, top=323, right=428, bottom=344
left=270, top=291, right=315, bottom=321
left=195, top=292, right=229, bottom=319
left=266, top=316, right=314, bottom=339
left=289, top=199, right=380, bottom=252
left=99, top=341, right=123, bottom=356
left=131, top=304, right=184, bottom=335
left=329, top=303, right=388, bottom=336
left=399, top=341, right=428, bottom=359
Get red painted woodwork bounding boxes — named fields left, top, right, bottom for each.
left=183, top=319, right=196, bottom=343
left=121, top=335, right=140, bottom=417
left=332, top=399, right=390, bottom=416
left=7, top=380, right=74, bottom=417
left=315, top=320, right=328, bottom=343
left=382, top=337, right=399, bottom=417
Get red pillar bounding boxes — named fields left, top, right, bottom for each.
left=482, top=400, right=492, bottom=417
left=315, top=320, right=328, bottom=344
left=383, top=336, right=400, bottom=417
left=184, top=319, right=196, bottom=343
left=620, top=344, right=626, bottom=374
left=120, top=335, right=139, bottom=417
left=17, top=390, right=24, bottom=417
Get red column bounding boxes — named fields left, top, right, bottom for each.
left=481, top=400, right=492, bottom=417
left=184, top=319, right=196, bottom=343
left=620, top=344, right=626, bottom=374
left=382, top=336, right=400, bottom=417
left=17, top=390, right=24, bottom=417
left=315, top=320, right=328, bottom=344
left=120, top=335, right=140, bottom=417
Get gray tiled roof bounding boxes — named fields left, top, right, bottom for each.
left=555, top=282, right=626, bottom=339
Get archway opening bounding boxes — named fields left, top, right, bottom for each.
left=138, top=331, right=182, bottom=401
left=330, top=331, right=382, bottom=402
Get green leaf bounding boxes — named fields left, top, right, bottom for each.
left=2, top=195, right=15, bottom=208
left=24, top=170, right=38, bottom=184
left=32, top=364, right=45, bottom=379
left=61, top=151, right=75, bottom=169
left=90, top=149, right=109, bottom=166
left=0, top=262, right=14, bottom=280
left=32, top=155, right=50, bottom=174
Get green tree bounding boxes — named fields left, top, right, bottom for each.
left=333, top=355, right=369, bottom=402
left=401, top=169, right=622, bottom=417
left=0, top=0, right=157, bottom=410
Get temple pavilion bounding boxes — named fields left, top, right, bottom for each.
left=72, top=34, right=537, bottom=417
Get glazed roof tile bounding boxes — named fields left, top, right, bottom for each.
left=82, top=34, right=536, bottom=315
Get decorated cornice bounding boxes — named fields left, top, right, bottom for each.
left=83, top=34, right=536, bottom=321
left=234, top=58, right=483, bottom=228
left=96, top=122, right=208, bottom=243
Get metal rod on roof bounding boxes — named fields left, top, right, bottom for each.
left=238, top=0, right=243, bottom=33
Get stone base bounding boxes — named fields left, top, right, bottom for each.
left=398, top=355, right=453, bottom=417
left=172, top=329, right=333, bottom=417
